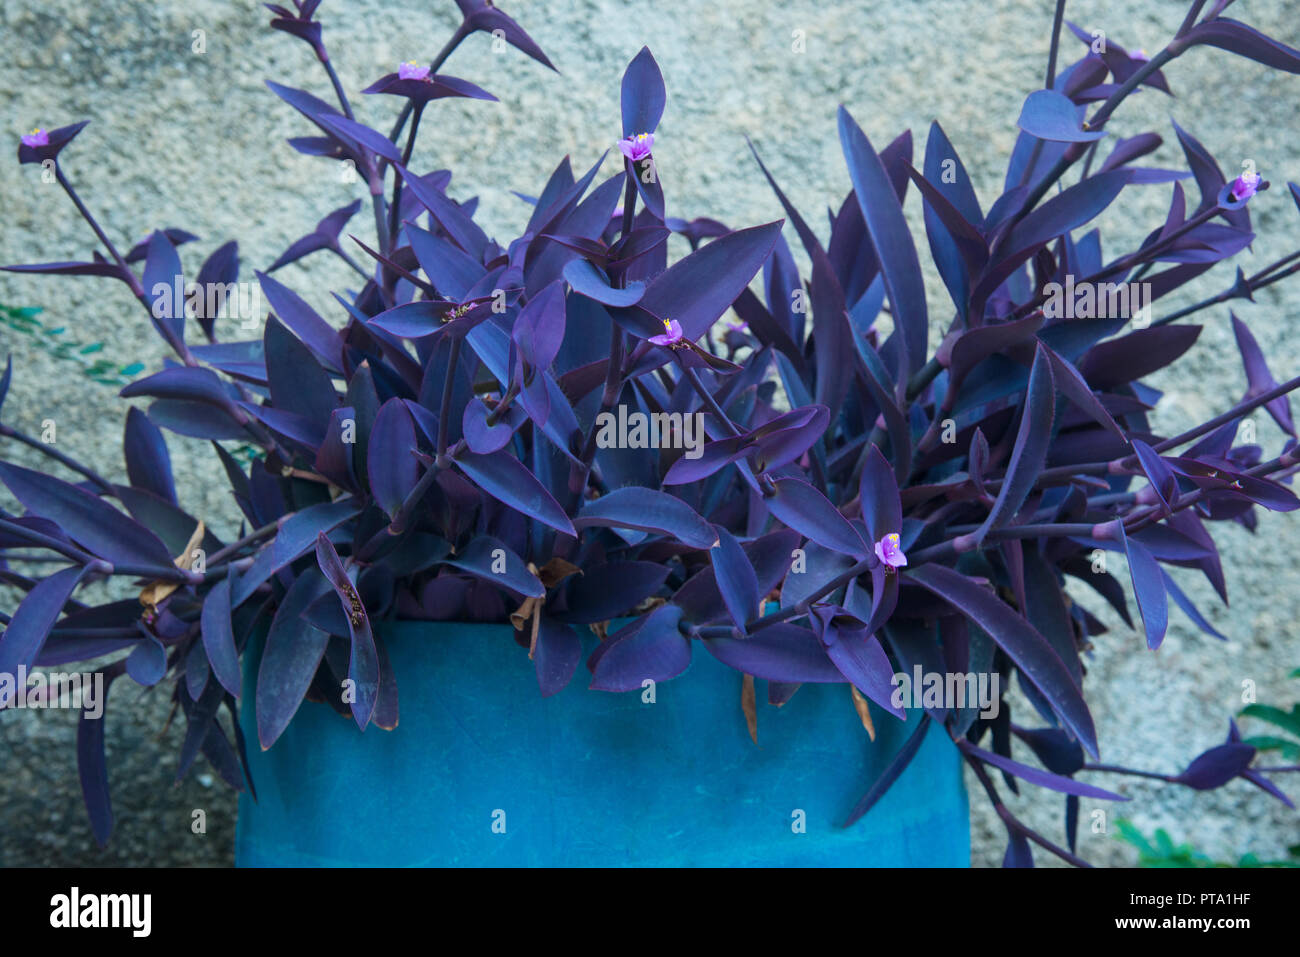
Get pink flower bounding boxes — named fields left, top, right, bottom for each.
left=618, top=132, right=654, bottom=162
left=20, top=128, right=48, bottom=148
left=1230, top=170, right=1261, bottom=202
left=398, top=61, right=431, bottom=81
left=1131, top=48, right=1150, bottom=62
left=648, top=318, right=686, bottom=348
left=874, top=533, right=907, bottom=569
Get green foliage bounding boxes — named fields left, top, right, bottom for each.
left=1241, top=671, right=1300, bottom=761
left=1, top=302, right=144, bottom=386
left=1116, top=819, right=1300, bottom=868
left=1119, top=670, right=1300, bottom=869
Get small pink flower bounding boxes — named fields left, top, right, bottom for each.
left=618, top=132, right=654, bottom=162
left=874, top=533, right=907, bottom=569
left=727, top=318, right=748, bottom=332
left=648, top=317, right=686, bottom=348
left=1131, top=48, right=1150, bottom=62
left=20, top=127, right=48, bottom=148
left=1230, top=170, right=1261, bottom=202
left=398, top=61, right=431, bottom=81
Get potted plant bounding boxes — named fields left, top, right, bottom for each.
left=3, top=0, right=1299, bottom=867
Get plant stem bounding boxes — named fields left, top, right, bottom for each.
left=387, top=27, right=468, bottom=144
left=621, top=160, right=639, bottom=238
left=1176, top=0, right=1209, bottom=38
left=0, top=423, right=113, bottom=492
left=321, top=55, right=355, bottom=120
left=388, top=103, right=425, bottom=248
left=963, top=748, right=1093, bottom=868
left=1045, top=0, right=1068, bottom=89
left=0, top=517, right=96, bottom=566
left=54, top=167, right=131, bottom=274
left=570, top=332, right=626, bottom=504
left=333, top=246, right=373, bottom=281
left=1017, top=47, right=1179, bottom=218
left=205, top=520, right=279, bottom=566
left=436, top=337, right=462, bottom=459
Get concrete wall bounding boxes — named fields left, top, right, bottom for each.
left=1, top=0, right=1297, bottom=866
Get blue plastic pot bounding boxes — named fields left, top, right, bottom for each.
left=236, top=621, right=970, bottom=866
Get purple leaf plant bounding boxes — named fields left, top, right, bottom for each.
left=3, top=0, right=1300, bottom=864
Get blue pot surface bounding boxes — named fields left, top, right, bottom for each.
left=237, top=620, right=970, bottom=866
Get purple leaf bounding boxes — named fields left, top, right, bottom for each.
left=1232, top=313, right=1295, bottom=435
left=1041, top=343, right=1125, bottom=441
left=0, top=463, right=176, bottom=570
left=534, top=617, right=582, bottom=697
left=971, top=344, right=1055, bottom=544
left=711, top=526, right=760, bottom=631
left=455, top=0, right=557, bottom=72
left=233, top=498, right=361, bottom=605
left=121, top=365, right=239, bottom=412
left=662, top=433, right=749, bottom=484
left=407, top=222, right=484, bottom=300
left=1161, top=568, right=1227, bottom=641
left=1116, top=522, right=1168, bottom=650
left=621, top=46, right=666, bottom=137
left=907, top=563, right=1098, bottom=758
left=368, top=399, right=421, bottom=520
left=314, top=533, right=378, bottom=730
left=838, top=107, right=928, bottom=377
left=256, top=570, right=332, bottom=749
left=574, top=487, right=716, bottom=549
left=142, top=230, right=185, bottom=347
left=123, top=406, right=177, bottom=504
left=513, top=280, right=567, bottom=369
left=630, top=222, right=783, bottom=345
left=77, top=668, right=118, bottom=846
left=1017, top=89, right=1107, bottom=142
left=126, top=632, right=167, bottom=686
left=1003, top=832, right=1034, bottom=868
left=1131, top=439, right=1179, bottom=513
left=562, top=562, right=670, bottom=624
left=0, top=566, right=87, bottom=707
left=316, top=113, right=402, bottom=163
left=256, top=270, right=344, bottom=371
left=859, top=444, right=902, bottom=543
left=2, top=260, right=130, bottom=279
left=961, top=741, right=1127, bottom=799
left=445, top=535, right=544, bottom=599
left=192, top=241, right=240, bottom=340
left=843, top=713, right=930, bottom=827
left=751, top=405, right=830, bottom=473
left=703, top=624, right=844, bottom=683
left=563, top=258, right=645, bottom=307
left=200, top=574, right=241, bottom=698
left=588, top=604, right=689, bottom=691
left=765, top=478, right=867, bottom=558
left=1079, top=325, right=1201, bottom=391
left=454, top=449, right=576, bottom=537
left=810, top=606, right=905, bottom=718
left=462, top=396, right=524, bottom=454
left=1176, top=742, right=1256, bottom=789
left=1183, top=17, right=1300, bottom=74
left=397, top=163, right=489, bottom=259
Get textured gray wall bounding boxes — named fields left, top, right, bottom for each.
left=1, top=0, right=1297, bottom=866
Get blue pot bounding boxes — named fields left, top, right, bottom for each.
left=236, top=621, right=970, bottom=866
